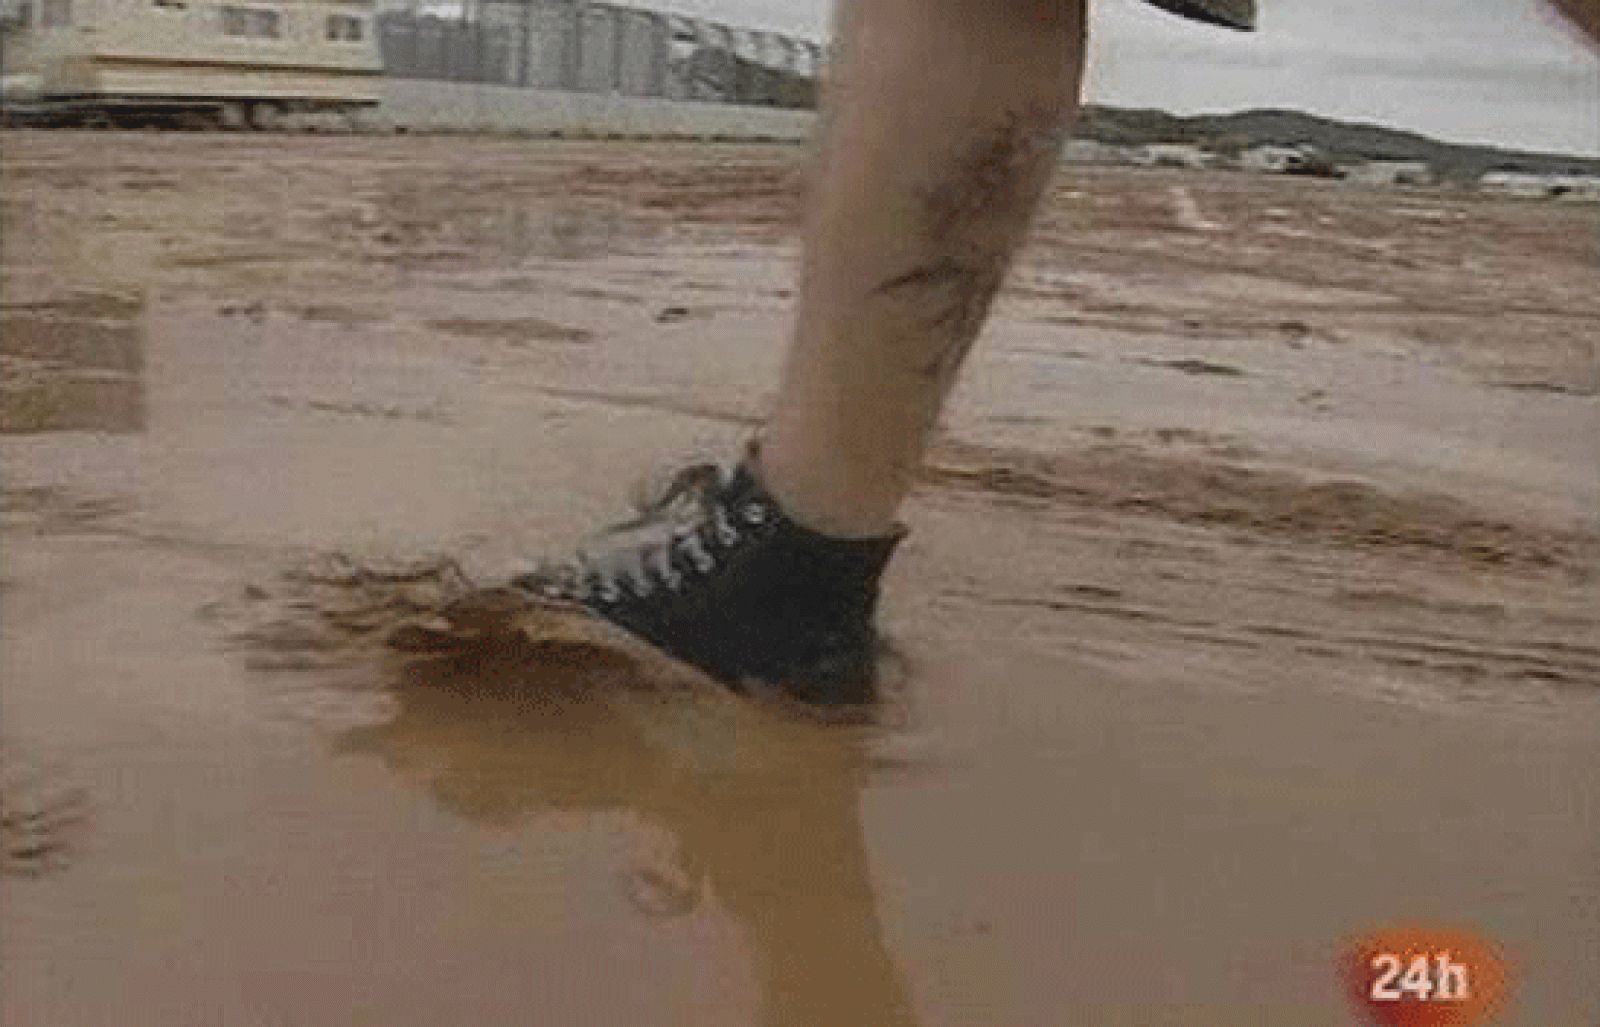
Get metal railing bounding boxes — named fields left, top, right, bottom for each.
left=376, top=1, right=823, bottom=109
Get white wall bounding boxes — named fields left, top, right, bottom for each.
left=376, top=78, right=815, bottom=140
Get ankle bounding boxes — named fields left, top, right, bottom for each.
left=747, top=438, right=906, bottom=541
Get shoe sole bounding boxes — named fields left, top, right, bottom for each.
left=388, top=586, right=896, bottom=726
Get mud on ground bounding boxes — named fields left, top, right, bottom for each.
left=2, top=132, right=1597, bottom=1026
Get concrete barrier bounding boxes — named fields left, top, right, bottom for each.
left=375, top=79, right=816, bottom=141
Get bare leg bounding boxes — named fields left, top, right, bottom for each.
left=759, top=0, right=1089, bottom=537
left=1548, top=0, right=1600, bottom=44
left=507, top=0, right=1086, bottom=707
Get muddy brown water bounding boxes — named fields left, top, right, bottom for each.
left=3, top=133, right=1598, bottom=1025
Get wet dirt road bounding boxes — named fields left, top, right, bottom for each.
left=3, top=132, right=1598, bottom=1025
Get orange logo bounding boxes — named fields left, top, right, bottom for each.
left=1341, top=926, right=1512, bottom=1027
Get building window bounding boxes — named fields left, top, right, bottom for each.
left=326, top=13, right=363, bottom=41
left=221, top=5, right=280, bottom=38
left=38, top=0, right=69, bottom=28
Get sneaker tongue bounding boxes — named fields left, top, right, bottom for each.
left=631, top=463, right=726, bottom=518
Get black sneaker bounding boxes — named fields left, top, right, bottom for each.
left=509, top=443, right=906, bottom=709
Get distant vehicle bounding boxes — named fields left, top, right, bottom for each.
left=1, top=0, right=383, bottom=127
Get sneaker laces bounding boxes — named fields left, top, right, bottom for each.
left=519, top=460, right=767, bottom=604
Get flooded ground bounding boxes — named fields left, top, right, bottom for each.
left=3, top=131, right=1598, bottom=1025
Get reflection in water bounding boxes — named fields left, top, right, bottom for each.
left=0, top=290, right=147, bottom=434
left=336, top=645, right=922, bottom=1027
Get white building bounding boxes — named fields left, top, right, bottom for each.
left=1134, top=143, right=1211, bottom=169
left=1239, top=144, right=1312, bottom=173
left=1549, top=175, right=1600, bottom=201
left=1343, top=161, right=1434, bottom=187
left=1480, top=171, right=1600, bottom=200
left=1479, top=171, right=1551, bottom=197
left=1061, top=139, right=1138, bottom=165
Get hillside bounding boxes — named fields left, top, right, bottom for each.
left=1074, top=106, right=1600, bottom=181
